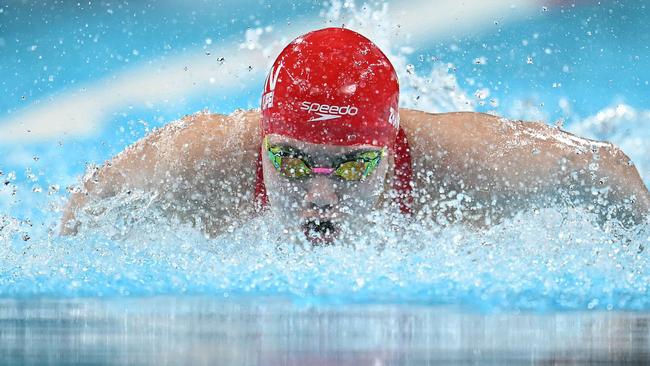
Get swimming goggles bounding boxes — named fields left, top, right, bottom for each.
left=264, top=137, right=386, bottom=181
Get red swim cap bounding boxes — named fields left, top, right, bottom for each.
left=261, top=27, right=399, bottom=148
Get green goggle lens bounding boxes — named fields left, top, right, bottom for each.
left=267, top=143, right=384, bottom=181
left=335, top=151, right=382, bottom=181
left=278, top=157, right=311, bottom=178
left=335, top=161, right=368, bottom=181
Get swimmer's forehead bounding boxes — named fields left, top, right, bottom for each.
left=266, top=134, right=381, bottom=157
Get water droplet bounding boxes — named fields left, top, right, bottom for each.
left=406, top=64, right=415, bottom=75
left=473, top=56, right=487, bottom=65
left=474, top=88, right=489, bottom=100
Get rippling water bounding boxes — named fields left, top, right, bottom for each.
left=2, top=297, right=650, bottom=365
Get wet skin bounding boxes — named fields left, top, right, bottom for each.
left=60, top=109, right=650, bottom=238
left=262, top=134, right=391, bottom=244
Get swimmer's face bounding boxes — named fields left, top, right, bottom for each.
left=262, top=134, right=391, bottom=244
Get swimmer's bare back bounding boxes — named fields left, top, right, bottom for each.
left=61, top=108, right=650, bottom=236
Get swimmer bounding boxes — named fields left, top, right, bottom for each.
left=61, top=27, right=650, bottom=243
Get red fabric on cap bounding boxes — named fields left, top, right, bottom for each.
left=260, top=27, right=400, bottom=148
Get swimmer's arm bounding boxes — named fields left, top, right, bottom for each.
left=60, top=110, right=262, bottom=235
left=490, top=116, right=650, bottom=221
left=549, top=131, right=650, bottom=221
left=489, top=113, right=647, bottom=221
left=60, top=125, right=166, bottom=235
left=400, top=109, right=649, bottom=224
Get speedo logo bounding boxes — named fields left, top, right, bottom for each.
left=301, top=101, right=359, bottom=122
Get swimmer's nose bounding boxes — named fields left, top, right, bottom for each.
left=304, top=176, right=339, bottom=208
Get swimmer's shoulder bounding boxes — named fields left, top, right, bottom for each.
left=398, top=108, right=627, bottom=165
left=398, top=108, right=498, bottom=151
left=158, top=109, right=262, bottom=156
left=169, top=108, right=260, bottom=140
left=399, top=108, right=506, bottom=134
left=398, top=108, right=565, bottom=148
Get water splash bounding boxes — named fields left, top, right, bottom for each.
left=1, top=195, right=649, bottom=311
left=568, top=104, right=650, bottom=188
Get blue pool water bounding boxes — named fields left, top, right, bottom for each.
left=1, top=0, right=650, bottom=363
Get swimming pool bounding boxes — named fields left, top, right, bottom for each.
left=1, top=0, right=649, bottom=364
left=2, top=297, right=649, bottom=364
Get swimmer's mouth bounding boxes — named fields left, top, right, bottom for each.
left=302, top=219, right=338, bottom=245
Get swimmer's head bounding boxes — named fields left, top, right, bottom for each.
left=259, top=28, right=400, bottom=245
left=260, top=27, right=400, bottom=148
